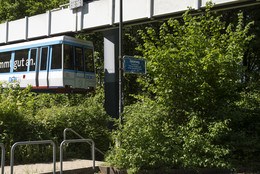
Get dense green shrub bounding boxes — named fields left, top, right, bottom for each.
left=0, top=84, right=111, bottom=163
left=106, top=93, right=259, bottom=173
left=228, top=86, right=260, bottom=169
left=106, top=98, right=231, bottom=173
left=106, top=98, right=177, bottom=172
left=35, top=90, right=111, bottom=160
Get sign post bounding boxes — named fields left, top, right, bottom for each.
left=119, top=0, right=123, bottom=128
left=118, top=1, right=146, bottom=134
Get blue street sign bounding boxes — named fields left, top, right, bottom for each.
left=123, top=56, right=146, bottom=74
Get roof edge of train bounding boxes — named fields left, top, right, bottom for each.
left=0, top=35, right=93, bottom=52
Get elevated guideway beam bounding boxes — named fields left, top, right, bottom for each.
left=0, top=0, right=259, bottom=44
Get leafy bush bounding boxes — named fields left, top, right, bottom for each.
left=106, top=98, right=231, bottom=173
left=35, top=89, right=111, bottom=160
left=0, top=84, right=111, bottom=163
left=228, top=86, right=260, bottom=169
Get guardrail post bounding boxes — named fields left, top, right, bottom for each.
left=0, top=143, right=5, bottom=174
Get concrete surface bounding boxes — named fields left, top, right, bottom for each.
left=2, top=159, right=104, bottom=174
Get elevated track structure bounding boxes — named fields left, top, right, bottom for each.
left=0, top=0, right=259, bottom=44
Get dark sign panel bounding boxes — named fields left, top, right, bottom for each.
left=123, top=56, right=146, bottom=74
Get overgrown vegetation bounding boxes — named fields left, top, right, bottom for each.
left=0, top=83, right=111, bottom=163
left=105, top=3, right=260, bottom=173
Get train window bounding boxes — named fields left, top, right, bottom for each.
left=51, top=44, right=62, bottom=69
left=85, top=48, right=94, bottom=72
left=14, top=49, right=29, bottom=72
left=64, top=44, right=74, bottom=70
left=30, top=49, right=37, bottom=71
left=0, top=52, right=11, bottom=73
left=75, top=47, right=84, bottom=71
left=40, top=47, right=48, bottom=71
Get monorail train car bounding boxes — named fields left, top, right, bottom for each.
left=0, top=35, right=96, bottom=93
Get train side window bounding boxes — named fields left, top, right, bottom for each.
left=29, top=49, right=37, bottom=71
left=85, top=48, right=94, bottom=72
left=0, top=52, right=11, bottom=73
left=51, top=44, right=62, bottom=69
left=75, top=47, right=84, bottom=71
left=64, top=44, right=74, bottom=70
left=14, top=49, right=29, bottom=72
left=40, top=47, right=48, bottom=71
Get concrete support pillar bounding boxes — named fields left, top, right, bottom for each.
left=103, top=29, right=119, bottom=119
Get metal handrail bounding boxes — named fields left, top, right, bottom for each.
left=60, top=139, right=95, bottom=174
left=63, top=128, right=105, bottom=156
left=10, top=140, right=56, bottom=174
left=0, top=143, right=5, bottom=174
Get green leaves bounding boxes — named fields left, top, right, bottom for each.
left=106, top=98, right=232, bottom=171
left=106, top=98, right=179, bottom=172
left=137, top=2, right=254, bottom=117
left=0, top=0, right=69, bottom=22
left=0, top=85, right=111, bottom=163
left=106, top=2, right=259, bottom=172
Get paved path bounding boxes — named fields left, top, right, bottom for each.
left=2, top=159, right=104, bottom=174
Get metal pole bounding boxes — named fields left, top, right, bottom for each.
left=119, top=0, right=123, bottom=128
left=91, top=140, right=95, bottom=169
left=60, top=143, right=64, bottom=174
left=0, top=143, right=5, bottom=174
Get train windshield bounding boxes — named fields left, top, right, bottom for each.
left=51, top=45, right=62, bottom=69
left=75, top=47, right=84, bottom=71
left=85, top=48, right=94, bottom=72
left=63, top=44, right=94, bottom=73
left=64, top=44, right=74, bottom=70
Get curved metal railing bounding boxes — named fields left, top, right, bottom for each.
left=60, top=139, right=95, bottom=174
left=10, top=140, right=56, bottom=174
left=63, top=128, right=105, bottom=156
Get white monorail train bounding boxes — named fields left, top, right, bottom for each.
left=0, top=35, right=96, bottom=93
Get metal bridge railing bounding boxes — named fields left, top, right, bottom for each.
left=0, top=143, right=5, bottom=174
left=10, top=140, right=56, bottom=174
left=60, top=139, right=95, bottom=174
left=63, top=128, right=105, bottom=156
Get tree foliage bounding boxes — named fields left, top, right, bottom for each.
left=106, top=3, right=259, bottom=172
left=0, top=0, right=69, bottom=22
left=137, top=4, right=254, bottom=119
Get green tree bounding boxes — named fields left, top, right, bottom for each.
left=106, top=3, right=258, bottom=172
left=0, top=0, right=69, bottom=22
left=137, top=4, right=253, bottom=121
left=221, top=5, right=260, bottom=85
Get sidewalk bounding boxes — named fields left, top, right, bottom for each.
left=2, top=159, right=104, bottom=174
